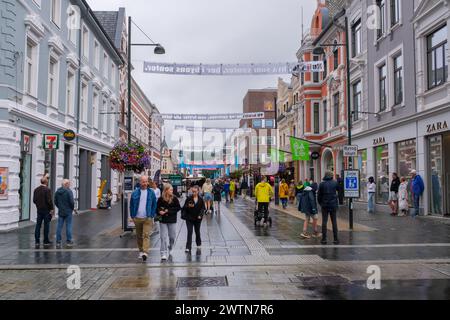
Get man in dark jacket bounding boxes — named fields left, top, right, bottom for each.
left=240, top=179, right=249, bottom=200
left=317, top=172, right=340, bottom=245
left=33, top=177, right=54, bottom=248
left=54, top=179, right=75, bottom=248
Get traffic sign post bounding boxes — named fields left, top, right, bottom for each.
left=343, top=145, right=358, bottom=157
left=343, top=145, right=358, bottom=230
left=344, top=170, right=360, bottom=199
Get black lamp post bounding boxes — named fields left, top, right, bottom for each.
left=127, top=16, right=165, bottom=144
left=313, top=15, right=354, bottom=230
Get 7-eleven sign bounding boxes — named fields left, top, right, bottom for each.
left=43, top=134, right=60, bottom=150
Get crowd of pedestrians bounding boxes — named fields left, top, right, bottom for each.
left=32, top=168, right=426, bottom=261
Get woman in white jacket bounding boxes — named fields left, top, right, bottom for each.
left=398, top=177, right=409, bottom=217
left=367, top=177, right=376, bottom=214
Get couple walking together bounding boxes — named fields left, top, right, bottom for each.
left=130, top=176, right=205, bottom=262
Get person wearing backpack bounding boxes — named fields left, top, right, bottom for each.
left=279, top=179, right=289, bottom=209
left=255, top=177, right=274, bottom=227
left=212, top=180, right=224, bottom=214
left=299, top=185, right=321, bottom=239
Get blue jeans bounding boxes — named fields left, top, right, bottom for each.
left=412, top=194, right=420, bottom=217
left=281, top=198, right=288, bottom=208
left=56, top=214, right=73, bottom=243
left=35, top=210, right=52, bottom=244
left=368, top=193, right=375, bottom=213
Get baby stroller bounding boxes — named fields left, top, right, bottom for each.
left=254, top=202, right=272, bottom=227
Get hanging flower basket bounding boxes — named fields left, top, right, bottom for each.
left=109, top=142, right=151, bottom=173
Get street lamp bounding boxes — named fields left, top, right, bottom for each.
left=313, top=14, right=354, bottom=230
left=127, top=16, right=165, bottom=144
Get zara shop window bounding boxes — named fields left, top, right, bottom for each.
left=397, top=138, right=416, bottom=207
left=375, top=145, right=389, bottom=205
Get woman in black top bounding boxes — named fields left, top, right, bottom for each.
left=182, top=185, right=205, bottom=253
left=389, top=173, right=401, bottom=216
left=157, top=184, right=181, bottom=260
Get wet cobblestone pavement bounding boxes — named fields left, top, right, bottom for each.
left=0, top=197, right=449, bottom=299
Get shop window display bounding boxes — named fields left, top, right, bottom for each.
left=375, top=145, right=389, bottom=204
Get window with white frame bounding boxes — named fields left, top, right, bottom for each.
left=66, top=70, right=75, bottom=116
left=378, top=63, right=387, bottom=112
left=427, top=25, right=448, bottom=90
left=333, top=45, right=339, bottom=70
left=81, top=82, right=88, bottom=122
left=102, top=99, right=108, bottom=133
left=313, top=102, right=320, bottom=134
left=323, top=100, right=327, bottom=132
left=393, top=54, right=403, bottom=106
left=82, top=25, right=89, bottom=59
left=48, top=57, right=59, bottom=107
left=51, top=0, right=61, bottom=27
left=333, top=93, right=340, bottom=127
left=103, top=52, right=108, bottom=78
left=376, top=0, right=386, bottom=39
left=351, top=19, right=362, bottom=57
left=390, top=0, right=400, bottom=27
left=313, top=55, right=319, bottom=83
left=94, top=41, right=100, bottom=69
left=68, top=6, right=77, bottom=44
left=93, top=90, right=99, bottom=128
left=25, top=39, right=38, bottom=96
left=352, top=80, right=362, bottom=121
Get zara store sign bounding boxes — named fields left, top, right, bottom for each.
left=426, top=121, right=448, bottom=135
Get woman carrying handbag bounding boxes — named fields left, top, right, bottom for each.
left=181, top=185, right=205, bottom=253
left=156, top=184, right=181, bottom=261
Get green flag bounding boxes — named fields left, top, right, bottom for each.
left=290, top=137, right=310, bottom=161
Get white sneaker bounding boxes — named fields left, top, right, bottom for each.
left=138, top=252, right=143, bottom=259
left=161, top=255, right=168, bottom=261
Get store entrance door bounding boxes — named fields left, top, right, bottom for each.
left=444, top=134, right=450, bottom=216
left=79, top=149, right=93, bottom=211
left=19, top=133, right=32, bottom=221
left=429, top=133, right=450, bottom=216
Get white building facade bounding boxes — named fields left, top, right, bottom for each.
left=0, top=0, right=124, bottom=230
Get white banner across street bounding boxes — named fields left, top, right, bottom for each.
left=143, top=61, right=323, bottom=75
left=160, top=112, right=265, bottom=121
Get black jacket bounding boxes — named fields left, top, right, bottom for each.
left=240, top=181, right=249, bottom=190
left=182, top=196, right=205, bottom=222
left=33, top=185, right=54, bottom=212
left=298, top=187, right=318, bottom=215
left=157, top=197, right=181, bottom=224
left=317, top=176, right=339, bottom=209
left=390, top=178, right=400, bottom=193
left=212, top=184, right=224, bottom=201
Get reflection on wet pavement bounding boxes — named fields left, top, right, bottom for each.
left=0, top=198, right=449, bottom=300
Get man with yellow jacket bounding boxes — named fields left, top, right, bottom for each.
left=255, top=177, right=274, bottom=226
left=279, top=179, right=289, bottom=209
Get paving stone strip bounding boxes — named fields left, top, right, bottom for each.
left=220, top=204, right=270, bottom=256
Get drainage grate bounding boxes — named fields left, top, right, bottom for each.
left=177, top=277, right=229, bottom=288
left=296, top=275, right=351, bottom=287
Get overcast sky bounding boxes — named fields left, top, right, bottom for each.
left=89, top=0, right=315, bottom=148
